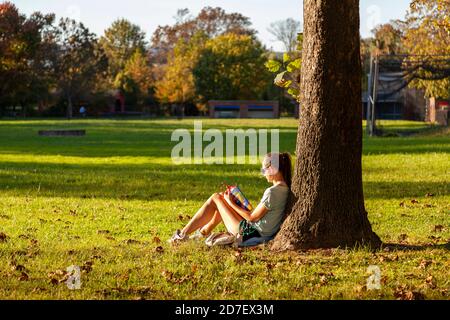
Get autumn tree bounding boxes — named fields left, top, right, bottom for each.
left=99, top=19, right=147, bottom=89
left=402, top=0, right=450, bottom=99
left=150, top=7, right=256, bottom=68
left=193, top=33, right=271, bottom=103
left=360, top=22, right=404, bottom=90
left=118, top=50, right=153, bottom=109
left=155, top=32, right=207, bottom=109
left=51, top=18, right=107, bottom=119
left=272, top=0, right=381, bottom=250
left=372, top=23, right=404, bottom=56
left=0, top=2, right=54, bottom=116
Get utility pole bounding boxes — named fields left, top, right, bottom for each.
left=366, top=55, right=373, bottom=136
left=371, top=55, right=379, bottom=136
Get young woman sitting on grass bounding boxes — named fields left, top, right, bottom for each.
left=169, top=152, right=292, bottom=245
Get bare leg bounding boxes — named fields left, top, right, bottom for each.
left=181, top=194, right=220, bottom=235
left=210, top=195, right=242, bottom=236
left=201, top=212, right=222, bottom=235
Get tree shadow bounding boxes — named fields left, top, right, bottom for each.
left=0, top=160, right=448, bottom=202
left=382, top=242, right=450, bottom=252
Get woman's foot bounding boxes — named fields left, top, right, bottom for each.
left=189, top=229, right=211, bottom=241
left=168, top=229, right=188, bottom=244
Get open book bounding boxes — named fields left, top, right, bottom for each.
left=226, top=185, right=253, bottom=212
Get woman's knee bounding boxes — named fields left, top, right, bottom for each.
left=207, top=193, right=221, bottom=206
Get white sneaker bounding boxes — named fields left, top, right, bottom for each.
left=168, top=229, right=188, bottom=244
left=189, top=230, right=210, bottom=241
left=205, top=232, right=236, bottom=247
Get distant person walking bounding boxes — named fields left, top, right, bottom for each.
left=79, top=106, right=87, bottom=118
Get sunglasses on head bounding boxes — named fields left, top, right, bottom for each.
left=261, top=161, right=271, bottom=175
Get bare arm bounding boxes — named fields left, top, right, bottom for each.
left=224, top=192, right=268, bottom=223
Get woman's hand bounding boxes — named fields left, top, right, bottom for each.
left=223, top=190, right=232, bottom=204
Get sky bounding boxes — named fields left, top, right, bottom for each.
left=12, top=0, right=411, bottom=52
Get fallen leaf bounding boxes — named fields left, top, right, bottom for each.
left=428, top=235, right=442, bottom=242
left=398, top=234, right=408, bottom=242
left=161, top=270, right=174, bottom=281
left=81, top=261, right=93, bottom=273
left=399, top=202, right=405, bottom=207
left=153, top=237, right=161, bottom=244
left=266, top=262, right=276, bottom=271
left=319, top=275, right=328, bottom=285
left=97, top=230, right=110, bottom=234
left=419, top=259, right=432, bottom=269
left=124, top=239, right=141, bottom=245
left=354, top=285, right=367, bottom=293
left=11, top=265, right=26, bottom=272
left=394, top=285, right=425, bottom=300
left=425, top=275, right=436, bottom=289
left=433, top=225, right=444, bottom=233
left=0, top=232, right=8, bottom=242
left=18, top=272, right=29, bottom=281
left=411, top=199, right=419, bottom=204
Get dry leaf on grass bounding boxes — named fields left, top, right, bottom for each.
left=0, top=232, right=8, bottom=242
left=424, top=275, right=437, bottom=289
left=418, top=259, right=433, bottom=269
left=394, top=285, right=425, bottom=300
left=153, top=237, right=161, bottom=244
left=18, top=272, right=29, bottom=281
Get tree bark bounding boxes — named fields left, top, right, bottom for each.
left=272, top=0, right=382, bottom=251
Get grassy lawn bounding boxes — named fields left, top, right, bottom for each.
left=0, top=119, right=448, bottom=300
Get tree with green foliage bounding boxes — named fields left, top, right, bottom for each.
left=155, top=32, right=207, bottom=110
left=52, top=18, right=107, bottom=119
left=151, top=6, right=256, bottom=65
left=402, top=0, right=450, bottom=99
left=0, top=2, right=54, bottom=116
left=265, top=33, right=303, bottom=101
left=119, top=50, right=153, bottom=109
left=99, top=19, right=147, bottom=89
left=193, top=33, right=271, bottom=103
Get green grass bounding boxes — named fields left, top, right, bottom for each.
left=0, top=119, right=448, bottom=300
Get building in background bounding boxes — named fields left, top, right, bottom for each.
left=208, top=101, right=280, bottom=119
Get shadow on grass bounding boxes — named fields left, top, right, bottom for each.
left=384, top=242, right=450, bottom=252
left=0, top=120, right=449, bottom=159
left=0, top=161, right=449, bottom=201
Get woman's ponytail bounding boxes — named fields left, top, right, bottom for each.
left=279, top=152, right=292, bottom=189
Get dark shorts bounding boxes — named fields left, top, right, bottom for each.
left=239, top=220, right=261, bottom=242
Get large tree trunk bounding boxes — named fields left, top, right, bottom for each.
left=272, top=0, right=381, bottom=251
